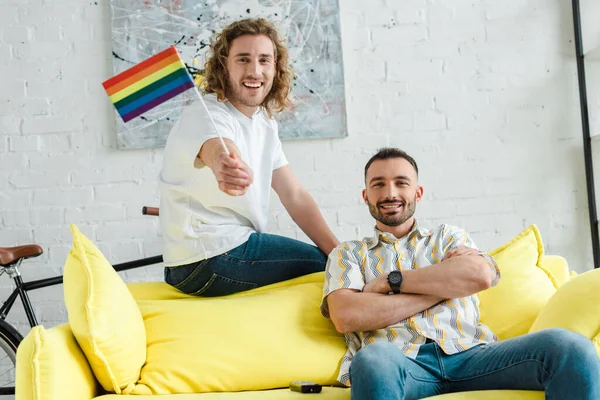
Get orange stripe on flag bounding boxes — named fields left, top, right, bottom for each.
left=104, top=52, right=182, bottom=96
left=102, top=46, right=178, bottom=91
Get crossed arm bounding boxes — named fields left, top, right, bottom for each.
left=326, top=248, right=498, bottom=334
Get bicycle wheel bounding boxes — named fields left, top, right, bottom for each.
left=0, top=320, right=23, bottom=397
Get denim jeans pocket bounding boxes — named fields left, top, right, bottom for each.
left=192, top=273, right=258, bottom=297
left=165, top=260, right=209, bottom=292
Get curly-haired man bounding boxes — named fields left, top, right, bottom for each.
left=159, top=18, right=339, bottom=297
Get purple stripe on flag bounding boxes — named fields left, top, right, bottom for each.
left=121, top=80, right=195, bottom=123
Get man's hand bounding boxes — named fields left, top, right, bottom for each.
left=363, top=273, right=391, bottom=294
left=443, top=247, right=479, bottom=261
left=212, top=152, right=254, bottom=196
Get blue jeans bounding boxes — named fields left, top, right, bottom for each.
left=350, top=328, right=600, bottom=400
left=164, top=233, right=326, bottom=297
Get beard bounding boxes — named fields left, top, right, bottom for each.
left=367, top=195, right=417, bottom=227
left=225, top=75, right=273, bottom=108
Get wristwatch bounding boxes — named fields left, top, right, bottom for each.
left=387, top=270, right=403, bottom=294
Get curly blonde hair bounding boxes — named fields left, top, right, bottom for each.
left=202, top=18, right=294, bottom=117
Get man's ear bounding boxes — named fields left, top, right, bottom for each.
left=362, top=189, right=368, bottom=204
left=415, top=185, right=424, bottom=203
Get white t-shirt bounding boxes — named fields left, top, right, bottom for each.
left=158, top=94, right=288, bottom=267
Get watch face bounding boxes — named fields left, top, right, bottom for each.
left=389, top=271, right=402, bottom=285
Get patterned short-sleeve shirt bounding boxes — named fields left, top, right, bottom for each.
left=321, top=221, right=501, bottom=386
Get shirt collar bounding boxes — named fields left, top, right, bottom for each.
left=365, top=220, right=431, bottom=249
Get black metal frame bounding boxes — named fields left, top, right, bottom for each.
left=0, top=255, right=163, bottom=328
left=572, top=0, right=600, bottom=269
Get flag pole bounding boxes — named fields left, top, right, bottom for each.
left=182, top=61, right=230, bottom=156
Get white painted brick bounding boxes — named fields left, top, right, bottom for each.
left=142, top=239, right=164, bottom=258
left=0, top=152, right=28, bottom=171
left=39, top=134, right=71, bottom=152
left=8, top=171, right=69, bottom=189
left=371, top=25, right=428, bottom=48
left=1, top=25, right=32, bottom=45
left=339, top=13, right=370, bottom=50
left=13, top=41, right=73, bottom=62
left=0, top=5, right=19, bottom=27
left=96, top=220, right=159, bottom=242
left=0, top=228, right=32, bottom=246
left=356, top=52, right=386, bottom=81
left=9, top=136, right=39, bottom=152
left=33, top=226, right=73, bottom=244
left=32, top=22, right=61, bottom=42
left=6, top=98, right=51, bottom=117
left=94, top=182, right=159, bottom=203
left=105, top=240, right=143, bottom=264
left=65, top=204, right=125, bottom=223
left=46, top=243, right=71, bottom=268
left=22, top=116, right=82, bottom=135
left=312, top=190, right=363, bottom=208
left=70, top=132, right=98, bottom=151
left=364, top=8, right=397, bottom=27
left=0, top=137, right=6, bottom=153
left=59, top=21, right=94, bottom=42
left=0, top=208, right=30, bottom=227
left=26, top=77, right=87, bottom=98
left=0, top=80, right=26, bottom=102
left=29, top=153, right=90, bottom=172
left=33, top=187, right=93, bottom=207
left=0, top=189, right=30, bottom=209
left=390, top=6, right=426, bottom=25
left=338, top=206, right=370, bottom=226
left=414, top=110, right=446, bottom=131
left=31, top=207, right=64, bottom=226
left=387, top=59, right=443, bottom=83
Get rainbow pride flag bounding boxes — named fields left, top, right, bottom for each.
left=102, top=46, right=195, bottom=122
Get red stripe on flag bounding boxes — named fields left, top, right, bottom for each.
left=102, top=46, right=178, bottom=91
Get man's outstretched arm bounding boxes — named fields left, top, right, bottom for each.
left=326, top=289, right=445, bottom=334
left=272, top=166, right=339, bottom=255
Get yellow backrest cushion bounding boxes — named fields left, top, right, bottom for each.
left=529, top=268, right=600, bottom=356
left=130, top=280, right=346, bottom=395
left=15, top=324, right=98, bottom=400
left=478, top=225, right=559, bottom=340
left=63, top=224, right=146, bottom=394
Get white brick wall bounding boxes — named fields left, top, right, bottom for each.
left=0, top=0, right=598, bottom=334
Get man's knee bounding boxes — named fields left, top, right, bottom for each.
left=535, top=328, right=599, bottom=365
left=352, top=341, right=406, bottom=374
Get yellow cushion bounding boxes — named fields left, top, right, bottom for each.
left=63, top=224, right=146, bottom=394
left=96, top=388, right=543, bottom=400
left=478, top=225, right=559, bottom=340
left=15, top=324, right=98, bottom=400
left=529, top=268, right=600, bottom=356
left=539, top=255, right=569, bottom=287
left=98, top=386, right=350, bottom=399
left=130, top=280, right=347, bottom=395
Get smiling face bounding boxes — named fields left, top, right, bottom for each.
left=225, top=34, right=276, bottom=117
left=362, top=157, right=424, bottom=231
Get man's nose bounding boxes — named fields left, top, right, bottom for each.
left=247, top=59, right=261, bottom=77
left=385, top=184, right=399, bottom=199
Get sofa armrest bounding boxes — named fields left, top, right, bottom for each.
left=539, top=255, right=569, bottom=287
left=17, top=323, right=98, bottom=400
left=529, top=268, right=600, bottom=356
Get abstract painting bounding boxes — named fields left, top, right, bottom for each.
left=108, top=0, right=347, bottom=149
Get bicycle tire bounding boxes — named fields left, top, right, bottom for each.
left=0, top=320, right=23, bottom=396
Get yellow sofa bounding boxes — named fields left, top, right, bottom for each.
left=15, top=225, right=600, bottom=400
